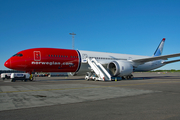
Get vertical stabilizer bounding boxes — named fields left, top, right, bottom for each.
left=153, top=38, right=165, bottom=56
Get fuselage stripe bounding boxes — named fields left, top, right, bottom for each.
left=76, top=50, right=81, bottom=73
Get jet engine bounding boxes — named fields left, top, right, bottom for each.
left=107, top=60, right=133, bottom=77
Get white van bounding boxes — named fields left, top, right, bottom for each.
left=10, top=73, right=33, bottom=82
left=1, top=73, right=11, bottom=80
left=1, top=73, right=33, bottom=82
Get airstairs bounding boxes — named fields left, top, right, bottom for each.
left=87, top=58, right=111, bottom=81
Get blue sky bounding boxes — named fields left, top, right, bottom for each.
left=1, top=0, right=180, bottom=70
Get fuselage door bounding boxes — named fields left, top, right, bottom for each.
left=34, top=51, right=41, bottom=61
left=82, top=54, right=88, bottom=63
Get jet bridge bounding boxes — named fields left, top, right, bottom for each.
left=86, top=58, right=111, bottom=81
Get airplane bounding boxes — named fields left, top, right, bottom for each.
left=4, top=38, right=180, bottom=81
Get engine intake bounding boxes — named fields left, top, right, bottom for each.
left=107, top=60, right=133, bottom=77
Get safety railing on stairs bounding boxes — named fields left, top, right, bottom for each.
left=87, top=58, right=111, bottom=81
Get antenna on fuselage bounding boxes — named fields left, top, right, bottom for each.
left=69, top=32, right=76, bottom=49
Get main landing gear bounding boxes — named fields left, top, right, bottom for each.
left=121, top=74, right=134, bottom=80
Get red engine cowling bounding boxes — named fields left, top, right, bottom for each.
left=107, top=60, right=133, bottom=77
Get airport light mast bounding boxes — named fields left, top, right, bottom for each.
left=69, top=32, right=76, bottom=49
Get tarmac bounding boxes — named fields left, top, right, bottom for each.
left=0, top=72, right=180, bottom=120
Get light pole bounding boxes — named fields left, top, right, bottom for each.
left=69, top=32, right=76, bottom=49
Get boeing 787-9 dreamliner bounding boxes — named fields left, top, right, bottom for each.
left=4, top=38, right=180, bottom=81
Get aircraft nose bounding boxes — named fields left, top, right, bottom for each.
left=4, top=59, right=11, bottom=69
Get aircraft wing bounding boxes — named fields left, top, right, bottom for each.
left=132, top=53, right=180, bottom=64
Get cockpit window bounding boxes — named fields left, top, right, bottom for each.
left=12, top=53, right=23, bottom=57
left=17, top=54, right=23, bottom=57
left=12, top=54, right=17, bottom=57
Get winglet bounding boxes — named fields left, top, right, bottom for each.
left=153, top=38, right=165, bottom=56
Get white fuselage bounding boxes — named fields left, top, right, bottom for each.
left=76, top=50, right=164, bottom=75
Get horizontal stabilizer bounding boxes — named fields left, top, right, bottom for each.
left=132, top=53, right=180, bottom=64
left=162, top=59, right=180, bottom=64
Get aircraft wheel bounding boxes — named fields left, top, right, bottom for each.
left=130, top=75, right=134, bottom=79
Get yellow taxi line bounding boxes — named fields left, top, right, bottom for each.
left=0, top=81, right=179, bottom=94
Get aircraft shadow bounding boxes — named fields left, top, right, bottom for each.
left=121, top=75, right=179, bottom=81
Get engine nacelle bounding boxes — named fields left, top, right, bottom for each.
left=107, top=60, right=133, bottom=77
